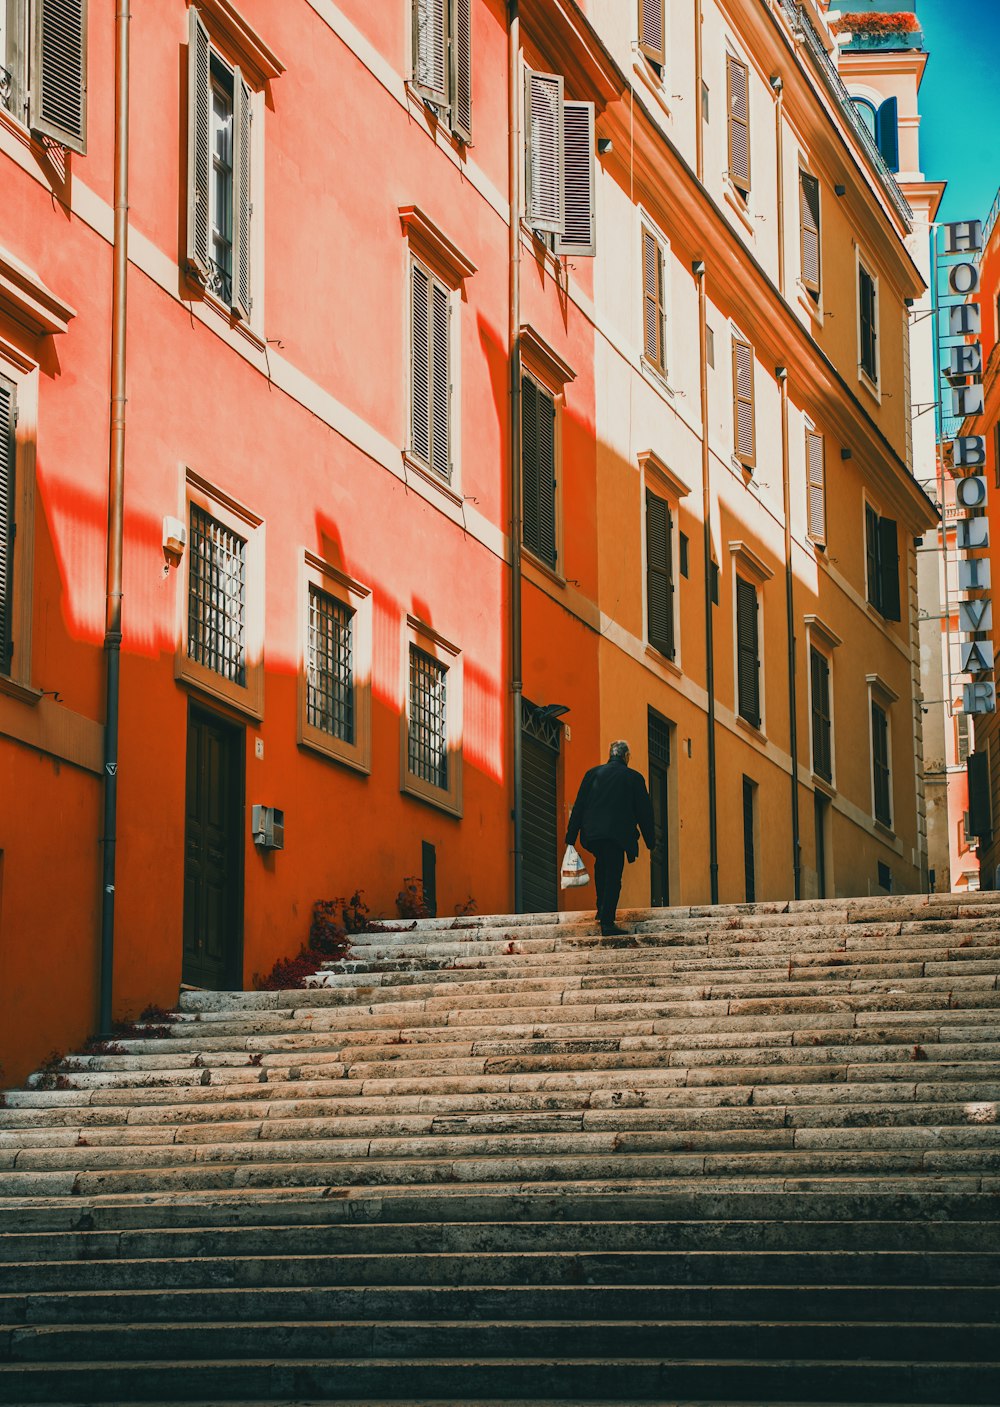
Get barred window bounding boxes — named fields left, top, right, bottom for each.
left=307, top=585, right=354, bottom=743
left=409, top=645, right=448, bottom=789
left=188, top=503, right=247, bottom=685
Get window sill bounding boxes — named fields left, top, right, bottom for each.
left=632, top=56, right=672, bottom=121
left=812, top=774, right=836, bottom=798
left=299, top=731, right=370, bottom=776
left=0, top=104, right=32, bottom=152
left=185, top=274, right=265, bottom=351
left=797, top=283, right=823, bottom=327
left=521, top=547, right=565, bottom=588
left=858, top=366, right=881, bottom=404
left=640, top=355, right=675, bottom=399
left=402, top=451, right=462, bottom=506
left=645, top=644, right=682, bottom=679
left=735, top=714, right=766, bottom=743
left=401, top=772, right=463, bottom=819
left=404, top=83, right=469, bottom=153
left=723, top=182, right=755, bottom=236
left=0, top=674, right=42, bottom=707
left=874, top=818, right=895, bottom=840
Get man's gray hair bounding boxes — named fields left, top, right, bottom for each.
left=608, top=739, right=630, bottom=761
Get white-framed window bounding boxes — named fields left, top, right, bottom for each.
left=401, top=616, right=463, bottom=816
left=857, top=251, right=880, bottom=391
left=524, top=67, right=596, bottom=256
left=640, top=217, right=670, bottom=380
left=411, top=0, right=472, bottom=144
left=176, top=470, right=264, bottom=719
left=409, top=257, right=454, bottom=484
left=638, top=0, right=665, bottom=81
left=1, top=0, right=87, bottom=152
left=299, top=552, right=372, bottom=774
left=867, top=673, right=898, bottom=832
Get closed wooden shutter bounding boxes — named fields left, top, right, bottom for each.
left=556, top=100, right=595, bottom=257
left=232, top=71, right=252, bottom=321
left=639, top=0, right=665, bottom=72
left=642, top=229, right=666, bottom=372
left=742, top=776, right=756, bottom=902
left=412, top=0, right=448, bottom=107
left=521, top=376, right=556, bottom=566
left=865, top=503, right=880, bottom=608
left=411, top=263, right=431, bottom=465
left=872, top=702, right=891, bottom=827
left=806, top=426, right=825, bottom=544
left=875, top=95, right=898, bottom=172
left=0, top=377, right=15, bottom=675
left=810, top=647, right=832, bottom=782
left=800, top=171, right=821, bottom=295
left=521, top=375, right=538, bottom=556
left=522, top=724, right=559, bottom=913
left=645, top=488, right=674, bottom=658
left=29, top=0, right=87, bottom=153
left=859, top=265, right=878, bottom=381
left=450, top=0, right=472, bottom=143
left=186, top=7, right=212, bottom=281
left=525, top=68, right=564, bottom=235
left=736, top=575, right=760, bottom=728
left=878, top=516, right=900, bottom=621
left=430, top=279, right=450, bottom=480
left=732, top=334, right=755, bottom=467
left=726, top=53, right=750, bottom=197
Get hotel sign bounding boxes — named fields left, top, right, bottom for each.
left=942, top=221, right=995, bottom=714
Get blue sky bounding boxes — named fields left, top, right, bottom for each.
left=918, top=0, right=1000, bottom=223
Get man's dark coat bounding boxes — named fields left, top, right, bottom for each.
left=565, top=756, right=656, bottom=863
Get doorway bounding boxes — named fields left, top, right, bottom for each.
left=814, top=791, right=829, bottom=900
left=183, top=705, right=244, bottom=988
left=522, top=701, right=561, bottom=913
left=743, top=775, right=757, bottom=903
left=648, top=709, right=671, bottom=907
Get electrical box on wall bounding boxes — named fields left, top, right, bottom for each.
left=252, top=805, right=284, bottom=850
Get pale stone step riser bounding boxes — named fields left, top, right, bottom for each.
left=4, top=1356, right=999, bottom=1406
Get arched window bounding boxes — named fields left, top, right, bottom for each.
left=850, top=94, right=899, bottom=173
left=851, top=96, right=877, bottom=139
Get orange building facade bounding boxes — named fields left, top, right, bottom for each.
left=1, top=0, right=936, bottom=1085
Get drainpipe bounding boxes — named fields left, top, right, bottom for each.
left=100, top=0, right=131, bottom=1033
left=694, top=0, right=704, bottom=184
left=772, top=76, right=785, bottom=298
left=508, top=0, right=524, bottom=911
left=778, top=369, right=802, bottom=899
left=695, top=261, right=718, bottom=903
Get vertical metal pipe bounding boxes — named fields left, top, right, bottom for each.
left=773, top=80, right=785, bottom=298
left=508, top=1, right=524, bottom=911
left=780, top=373, right=802, bottom=899
left=694, top=0, right=704, bottom=185
left=100, top=0, right=131, bottom=1034
left=696, top=264, right=718, bottom=903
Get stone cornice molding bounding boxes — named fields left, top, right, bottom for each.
left=0, top=244, right=75, bottom=336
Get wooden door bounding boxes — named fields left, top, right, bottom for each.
left=183, top=706, right=244, bottom=988
left=648, top=710, right=670, bottom=908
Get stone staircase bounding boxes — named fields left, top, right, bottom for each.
left=1, top=891, right=999, bottom=1404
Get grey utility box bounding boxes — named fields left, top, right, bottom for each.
left=252, top=805, right=285, bottom=850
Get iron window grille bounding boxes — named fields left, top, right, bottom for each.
left=188, top=504, right=247, bottom=685
left=307, top=585, right=354, bottom=743
left=409, top=645, right=448, bottom=789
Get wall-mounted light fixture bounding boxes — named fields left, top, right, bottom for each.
left=841, top=447, right=852, bottom=461
left=692, top=259, right=706, bottom=276
left=597, top=137, right=613, bottom=154
left=834, top=184, right=847, bottom=197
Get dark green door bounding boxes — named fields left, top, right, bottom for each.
left=648, top=710, right=670, bottom=907
left=183, top=706, right=244, bottom=988
left=522, top=703, right=561, bottom=913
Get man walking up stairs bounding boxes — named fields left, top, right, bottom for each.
left=1, top=891, right=999, bottom=1403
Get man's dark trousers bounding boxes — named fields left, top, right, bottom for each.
left=591, top=840, right=626, bottom=932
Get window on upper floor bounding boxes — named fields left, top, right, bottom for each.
left=411, top=0, right=472, bottom=144
left=731, top=329, right=756, bottom=470
left=871, top=699, right=892, bottom=828
left=957, top=711, right=971, bottom=766
left=403, top=616, right=463, bottom=817
left=638, top=0, right=665, bottom=80
left=641, top=223, right=669, bottom=378
left=186, top=9, right=255, bottom=322
left=736, top=574, right=761, bottom=729
left=726, top=52, right=750, bottom=203
left=409, top=259, right=453, bottom=484
left=1, top=0, right=87, bottom=151
left=810, top=646, right=833, bottom=784
left=799, top=170, right=821, bottom=302
left=521, top=372, right=557, bottom=569
left=524, top=68, right=596, bottom=256
left=805, top=422, right=826, bottom=547
left=0, top=373, right=15, bottom=677
left=645, top=486, right=675, bottom=660
left=865, top=502, right=901, bottom=622
left=858, top=259, right=879, bottom=387
left=851, top=93, right=898, bottom=173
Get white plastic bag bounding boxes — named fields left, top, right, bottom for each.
left=560, top=843, right=590, bottom=890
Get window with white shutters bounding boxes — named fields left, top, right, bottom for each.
left=645, top=487, right=674, bottom=658
left=732, top=332, right=755, bottom=469
left=800, top=170, right=821, bottom=298
left=638, top=0, right=665, bottom=77
left=736, top=575, right=761, bottom=728
left=521, top=374, right=557, bottom=568
left=641, top=227, right=668, bottom=376
left=187, top=10, right=254, bottom=322
left=410, top=260, right=452, bottom=483
left=412, top=0, right=472, bottom=144
left=806, top=425, right=826, bottom=546
left=0, top=375, right=15, bottom=677
left=859, top=262, right=878, bottom=384
left=726, top=52, right=750, bottom=200
left=525, top=68, right=596, bottom=256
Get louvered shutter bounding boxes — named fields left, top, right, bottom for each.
left=646, top=488, right=674, bottom=658
left=806, top=427, right=826, bottom=544
left=556, top=101, right=595, bottom=257
left=865, top=504, right=880, bottom=608
left=736, top=576, right=760, bottom=728
left=726, top=54, right=750, bottom=196
left=876, top=96, right=898, bottom=173
left=872, top=702, right=891, bottom=826
left=810, top=648, right=832, bottom=782
left=878, top=516, right=900, bottom=621
left=639, top=0, right=665, bottom=72
left=450, top=0, right=472, bottom=143
left=525, top=69, right=564, bottom=235
left=732, top=335, right=755, bottom=467
left=536, top=383, right=557, bottom=566
left=232, top=70, right=252, bottom=321
left=800, top=171, right=821, bottom=295
left=430, top=279, right=451, bottom=480
left=521, top=375, right=539, bottom=555
left=642, top=230, right=665, bottom=371
left=411, top=263, right=431, bottom=465
left=186, top=7, right=211, bottom=281
left=412, top=0, right=448, bottom=108
left=859, top=267, right=877, bottom=381
left=29, top=0, right=87, bottom=153
left=0, top=377, right=15, bottom=675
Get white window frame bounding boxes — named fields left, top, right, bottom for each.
left=298, top=551, right=372, bottom=774
left=639, top=211, right=671, bottom=387
left=866, top=672, right=899, bottom=833
left=405, top=253, right=458, bottom=489
left=639, top=449, right=690, bottom=671
left=730, top=540, right=773, bottom=736
left=401, top=614, right=463, bottom=817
